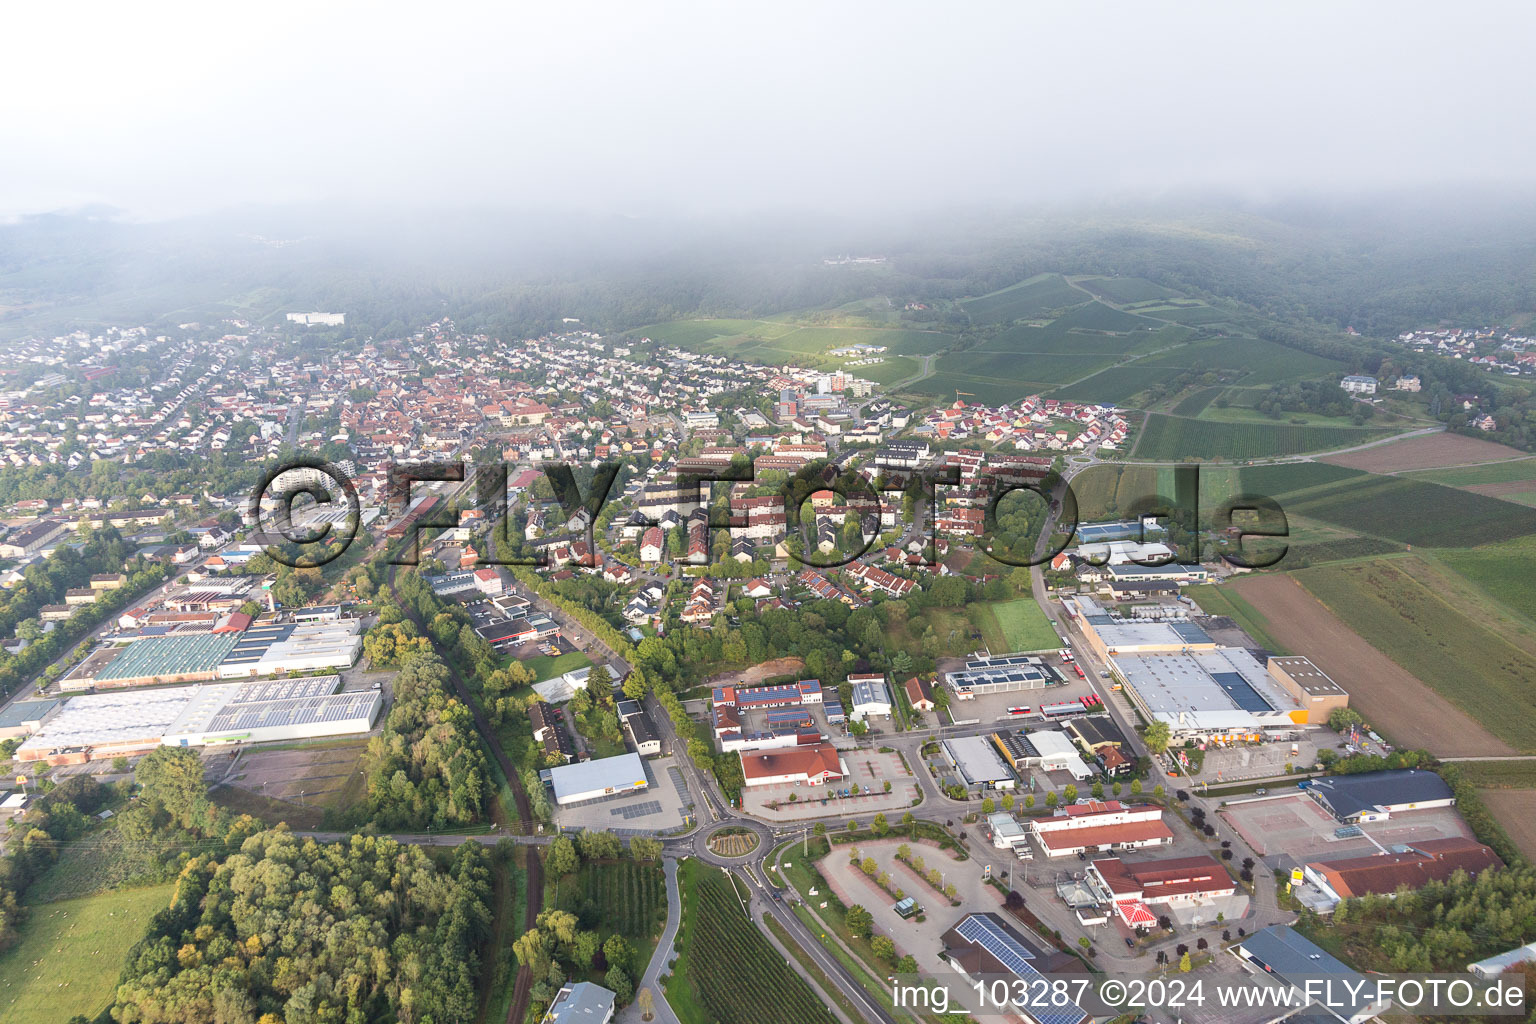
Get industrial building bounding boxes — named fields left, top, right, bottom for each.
left=1265, top=655, right=1350, bottom=724
left=989, top=729, right=1092, bottom=779
left=161, top=677, right=381, bottom=747
left=943, top=652, right=1057, bottom=698
left=0, top=698, right=62, bottom=739
left=1233, top=926, right=1388, bottom=1024
left=1304, top=769, right=1456, bottom=823
left=545, top=752, right=649, bottom=805
left=712, top=679, right=822, bottom=709
left=62, top=632, right=243, bottom=690
left=216, top=620, right=363, bottom=678
left=1112, top=647, right=1305, bottom=741
left=15, top=676, right=380, bottom=763
left=848, top=674, right=891, bottom=720
left=1302, top=837, right=1499, bottom=908
left=942, top=735, right=1017, bottom=789
left=1066, top=596, right=1217, bottom=663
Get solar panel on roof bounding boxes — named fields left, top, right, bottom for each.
left=1211, top=671, right=1273, bottom=713
left=954, top=916, right=1086, bottom=1024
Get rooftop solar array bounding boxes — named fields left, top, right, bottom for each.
left=91, top=633, right=242, bottom=681
left=228, top=676, right=341, bottom=704
left=946, top=656, right=1054, bottom=694
left=203, top=691, right=380, bottom=735
left=954, top=915, right=1087, bottom=1024
left=1212, top=670, right=1273, bottom=713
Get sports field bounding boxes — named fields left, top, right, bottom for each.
left=0, top=884, right=176, bottom=1024
left=1231, top=573, right=1515, bottom=757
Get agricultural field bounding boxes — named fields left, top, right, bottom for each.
left=1134, top=303, right=1233, bottom=325
left=1426, top=537, right=1536, bottom=624
left=1230, top=573, right=1515, bottom=757
left=1066, top=463, right=1167, bottom=521
left=667, top=860, right=837, bottom=1024
left=1132, top=337, right=1347, bottom=381
left=1134, top=414, right=1377, bottom=460
left=937, top=349, right=1114, bottom=386
left=1404, top=457, right=1536, bottom=487
left=975, top=322, right=1148, bottom=355
left=902, top=371, right=1057, bottom=407
left=848, top=354, right=918, bottom=385
left=1170, top=386, right=1224, bottom=417
left=548, top=859, right=668, bottom=967
left=960, top=273, right=1088, bottom=323
left=1476, top=790, right=1536, bottom=862
left=1050, top=365, right=1187, bottom=403
left=1075, top=276, right=1182, bottom=304
left=983, top=598, right=1060, bottom=652
left=1294, top=560, right=1536, bottom=752
left=1281, top=474, right=1536, bottom=548
left=1238, top=462, right=1368, bottom=500
left=637, top=319, right=795, bottom=348
left=1049, top=299, right=1164, bottom=335
left=1321, top=431, right=1529, bottom=473
left=0, top=884, right=176, bottom=1024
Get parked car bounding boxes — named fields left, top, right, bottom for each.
left=1255, top=788, right=1268, bottom=795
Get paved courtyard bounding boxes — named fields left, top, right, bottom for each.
left=1220, top=792, right=1473, bottom=869
left=1198, top=736, right=1322, bottom=783
left=743, top=748, right=921, bottom=821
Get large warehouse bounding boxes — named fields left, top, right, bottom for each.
left=1112, top=647, right=1305, bottom=741
left=60, top=618, right=363, bottom=691
left=15, top=676, right=381, bottom=764
left=1304, top=769, right=1456, bottom=823
left=545, top=752, right=650, bottom=805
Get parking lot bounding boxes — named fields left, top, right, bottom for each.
left=554, top=755, right=692, bottom=834
left=1220, top=792, right=1474, bottom=869
left=743, top=748, right=920, bottom=821
left=1199, top=735, right=1322, bottom=783
left=942, top=660, right=1105, bottom=727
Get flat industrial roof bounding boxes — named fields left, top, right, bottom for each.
left=1268, top=656, right=1348, bottom=696
left=0, top=698, right=61, bottom=727
left=89, top=632, right=242, bottom=681
left=1091, top=620, right=1213, bottom=650
left=1114, top=648, right=1299, bottom=730
left=943, top=735, right=1015, bottom=785
left=547, top=752, right=648, bottom=802
left=17, top=687, right=203, bottom=752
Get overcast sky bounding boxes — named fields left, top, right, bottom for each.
left=4, top=1, right=1533, bottom=220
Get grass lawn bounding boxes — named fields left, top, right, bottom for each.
left=984, top=598, right=1060, bottom=652
left=523, top=649, right=592, bottom=683
left=0, top=884, right=175, bottom=1024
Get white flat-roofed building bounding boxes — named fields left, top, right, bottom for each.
left=942, top=735, right=1016, bottom=789
left=545, top=752, right=649, bottom=805
left=986, top=812, right=1031, bottom=855
left=1023, top=729, right=1095, bottom=780
left=848, top=674, right=891, bottom=720
left=1073, top=540, right=1176, bottom=566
